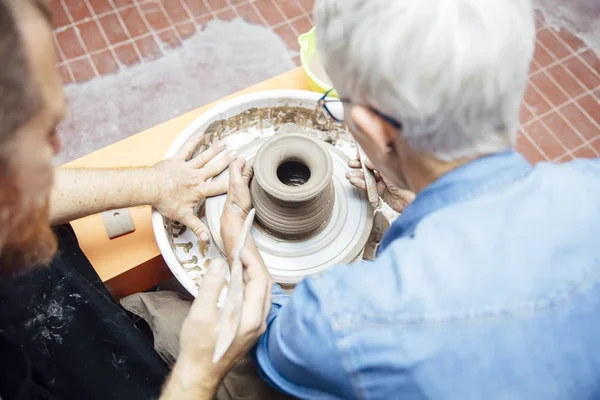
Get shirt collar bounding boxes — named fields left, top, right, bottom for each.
left=379, top=150, right=532, bottom=252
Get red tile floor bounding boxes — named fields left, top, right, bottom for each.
left=51, top=0, right=599, bottom=164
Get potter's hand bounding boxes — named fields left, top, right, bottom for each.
left=223, top=158, right=253, bottom=219
left=152, top=137, right=237, bottom=242
left=346, top=158, right=415, bottom=213
left=161, top=254, right=271, bottom=399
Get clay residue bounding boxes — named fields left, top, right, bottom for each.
left=198, top=240, right=210, bottom=257
left=189, top=106, right=347, bottom=159
left=174, top=242, right=193, bottom=253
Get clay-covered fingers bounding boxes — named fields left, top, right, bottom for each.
left=348, top=159, right=362, bottom=169
left=175, top=134, right=206, bottom=161
left=241, top=160, right=254, bottom=186
left=346, top=170, right=368, bottom=191
left=187, top=141, right=227, bottom=168
left=187, top=259, right=227, bottom=323
left=199, top=150, right=238, bottom=178
left=181, top=214, right=211, bottom=243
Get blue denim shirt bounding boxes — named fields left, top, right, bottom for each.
left=255, top=151, right=600, bottom=400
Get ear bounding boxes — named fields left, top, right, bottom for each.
left=351, top=106, right=395, bottom=154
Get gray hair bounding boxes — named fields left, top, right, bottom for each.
left=315, top=0, right=535, bottom=161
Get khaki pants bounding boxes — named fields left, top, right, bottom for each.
left=121, top=291, right=295, bottom=400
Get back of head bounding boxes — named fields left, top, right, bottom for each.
left=315, top=0, right=535, bottom=161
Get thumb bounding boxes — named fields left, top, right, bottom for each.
left=241, top=160, right=254, bottom=186
left=189, top=259, right=227, bottom=320
left=183, top=215, right=210, bottom=243
left=229, top=158, right=246, bottom=184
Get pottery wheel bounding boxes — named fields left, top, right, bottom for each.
left=205, top=137, right=374, bottom=285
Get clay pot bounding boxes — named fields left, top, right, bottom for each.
left=251, top=134, right=335, bottom=240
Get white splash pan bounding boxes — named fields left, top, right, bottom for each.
left=152, top=90, right=366, bottom=297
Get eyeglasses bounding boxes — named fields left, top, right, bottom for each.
left=317, top=89, right=403, bottom=130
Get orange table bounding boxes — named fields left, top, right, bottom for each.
left=65, top=68, right=310, bottom=299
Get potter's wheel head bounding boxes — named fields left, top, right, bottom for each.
left=206, top=137, right=373, bottom=285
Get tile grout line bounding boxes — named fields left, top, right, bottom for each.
left=295, top=0, right=312, bottom=15
left=85, top=1, right=139, bottom=69
left=250, top=2, right=271, bottom=27
left=530, top=46, right=587, bottom=78
left=59, top=0, right=101, bottom=79
left=54, top=17, right=205, bottom=67
left=131, top=0, right=166, bottom=61
left=174, top=0, right=200, bottom=30
left=530, top=66, right=600, bottom=137
left=108, top=0, right=145, bottom=62
left=553, top=139, right=600, bottom=161
left=521, top=81, right=598, bottom=129
left=83, top=0, right=122, bottom=73
left=151, top=0, right=185, bottom=46
left=56, top=0, right=77, bottom=83
left=545, top=27, right=600, bottom=82
left=269, top=0, right=300, bottom=37
left=531, top=69, right=590, bottom=146
left=520, top=129, right=552, bottom=162
left=53, top=31, right=75, bottom=82
left=267, top=0, right=290, bottom=27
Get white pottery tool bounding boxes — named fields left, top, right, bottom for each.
left=213, top=208, right=256, bottom=364
left=356, top=144, right=379, bottom=208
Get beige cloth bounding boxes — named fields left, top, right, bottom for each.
left=121, top=291, right=294, bottom=400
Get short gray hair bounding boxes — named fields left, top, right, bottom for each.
left=315, top=0, right=535, bottom=161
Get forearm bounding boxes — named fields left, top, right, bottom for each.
left=50, top=167, right=158, bottom=225
left=160, top=356, right=219, bottom=400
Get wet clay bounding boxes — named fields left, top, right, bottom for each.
left=251, top=134, right=335, bottom=240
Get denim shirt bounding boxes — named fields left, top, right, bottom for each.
left=255, top=151, right=600, bottom=400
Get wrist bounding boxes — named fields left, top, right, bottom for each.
left=171, top=355, right=220, bottom=393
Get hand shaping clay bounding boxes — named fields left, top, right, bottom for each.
left=250, top=134, right=335, bottom=239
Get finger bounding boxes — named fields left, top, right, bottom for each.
left=202, top=180, right=228, bottom=197
left=188, top=141, right=227, bottom=168
left=262, top=284, right=272, bottom=324
left=348, top=159, right=361, bottom=169
left=346, top=170, right=365, bottom=180
left=229, top=158, right=246, bottom=183
left=348, top=177, right=368, bottom=191
left=181, top=215, right=211, bottom=243
left=240, top=248, right=272, bottom=332
left=175, top=134, right=206, bottom=161
left=189, top=259, right=227, bottom=320
left=376, top=180, right=388, bottom=197
left=241, top=275, right=269, bottom=334
left=240, top=248, right=268, bottom=282
left=241, top=160, right=254, bottom=186
left=201, top=150, right=238, bottom=179
left=364, top=159, right=377, bottom=171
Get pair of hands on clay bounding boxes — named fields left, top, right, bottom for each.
left=346, top=157, right=415, bottom=213
left=151, top=136, right=238, bottom=242
left=162, top=157, right=272, bottom=399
